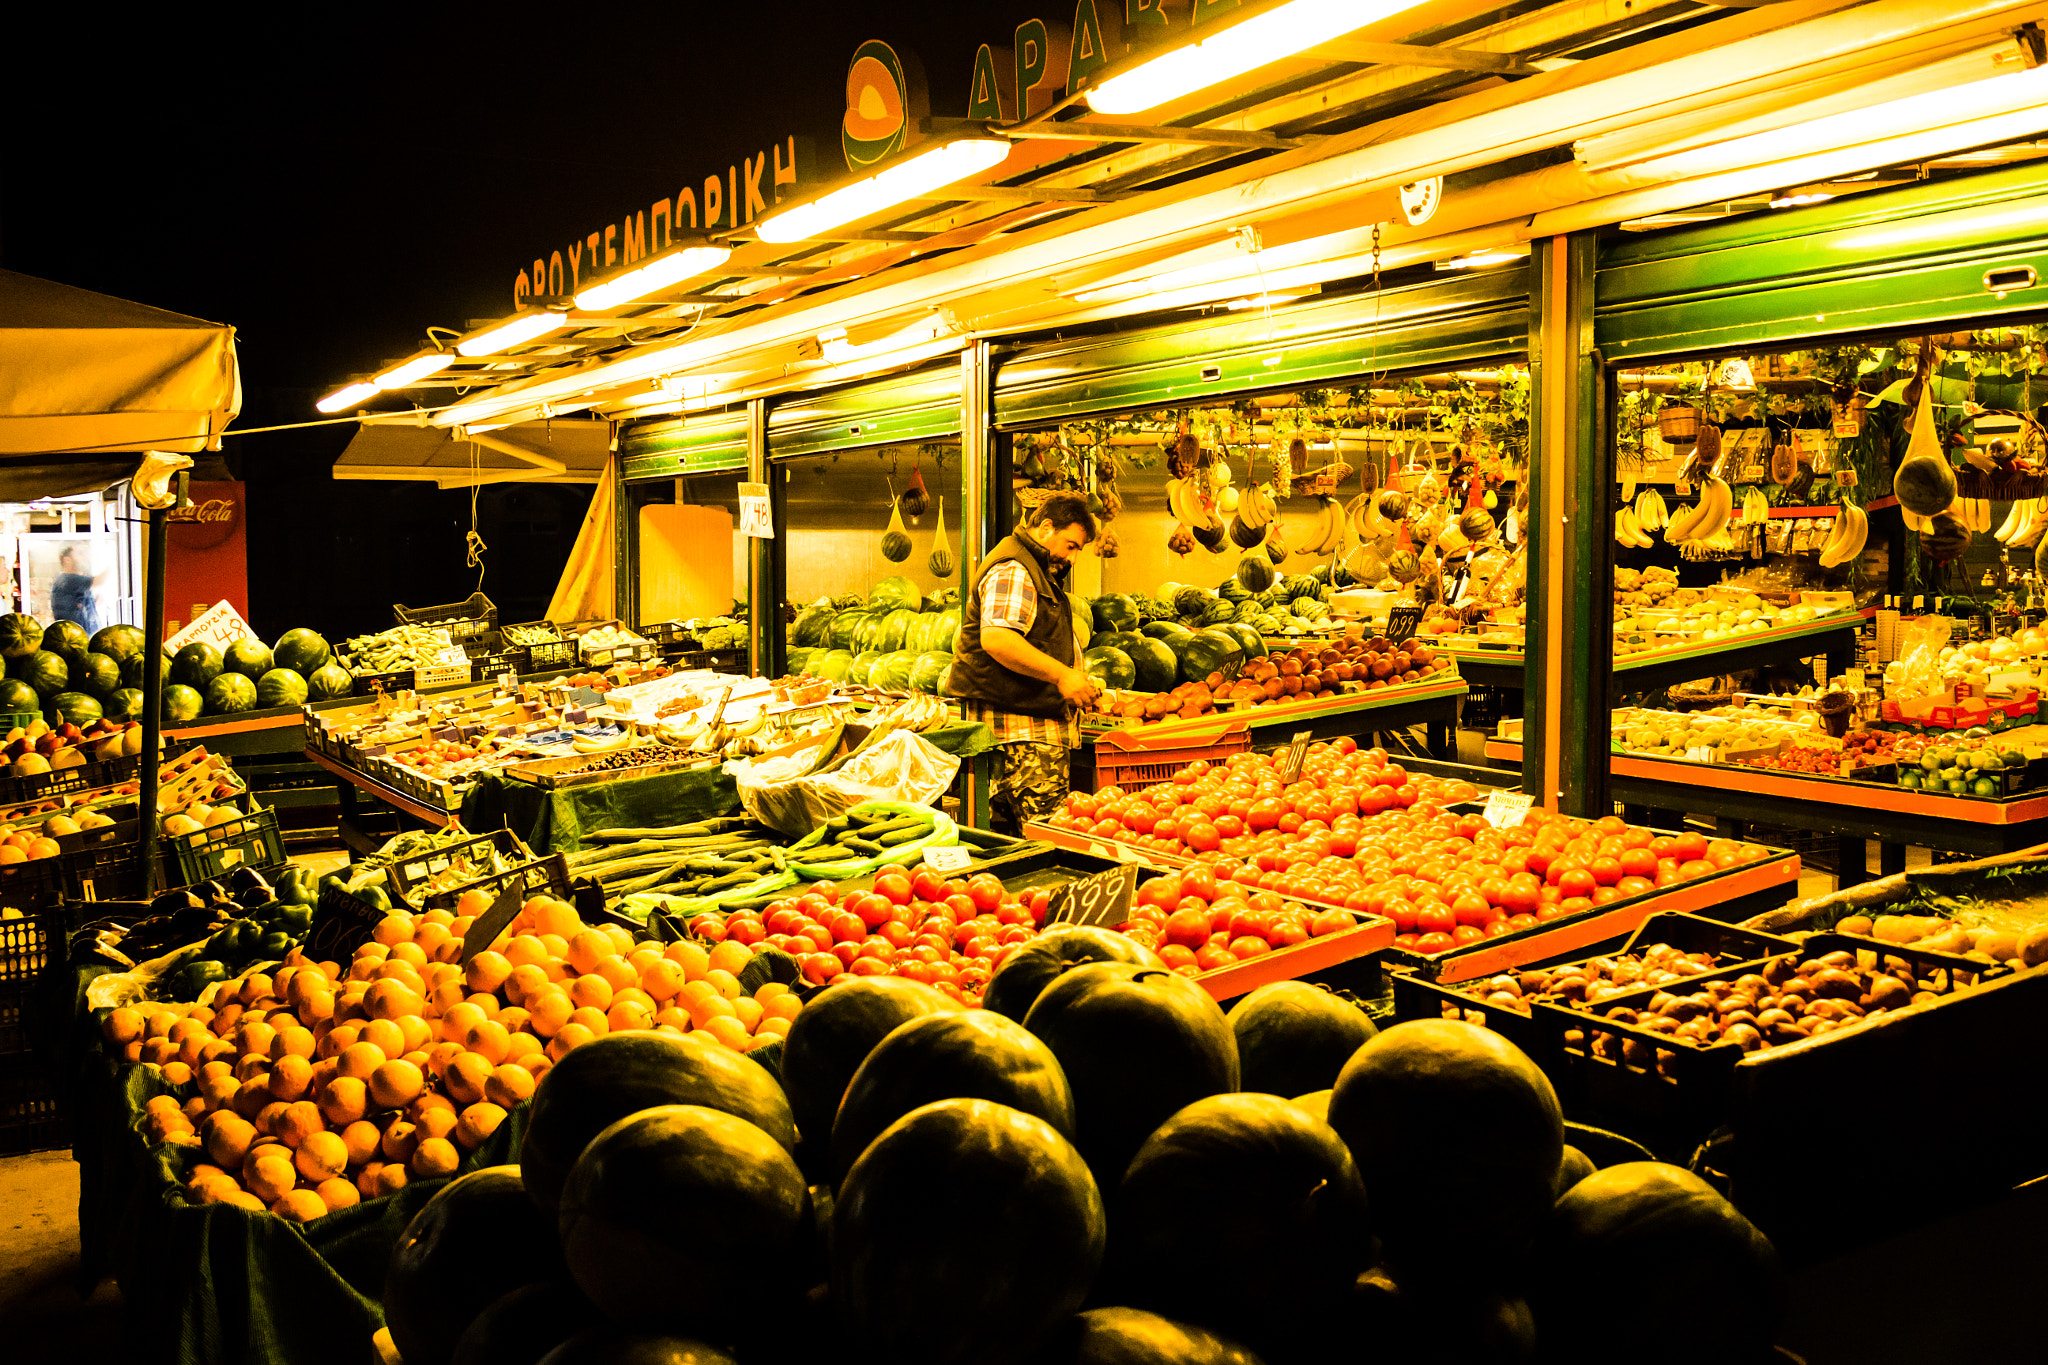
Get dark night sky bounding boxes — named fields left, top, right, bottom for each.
left=0, top=4, right=1053, bottom=637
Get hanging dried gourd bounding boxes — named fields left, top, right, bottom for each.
left=1097, top=526, right=1120, bottom=559
left=1168, top=432, right=1200, bottom=479
left=881, top=479, right=913, bottom=562
left=927, top=494, right=955, bottom=577
left=900, top=456, right=930, bottom=520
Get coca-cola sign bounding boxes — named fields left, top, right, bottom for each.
left=166, top=498, right=236, bottom=524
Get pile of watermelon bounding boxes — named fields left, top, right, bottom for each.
left=381, top=968, right=1787, bottom=1365
left=786, top=576, right=959, bottom=695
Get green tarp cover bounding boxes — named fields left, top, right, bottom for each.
left=458, top=719, right=995, bottom=853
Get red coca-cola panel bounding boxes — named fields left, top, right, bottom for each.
left=164, top=481, right=249, bottom=633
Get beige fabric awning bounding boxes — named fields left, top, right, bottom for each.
left=334, top=418, right=610, bottom=488
left=0, top=270, right=240, bottom=460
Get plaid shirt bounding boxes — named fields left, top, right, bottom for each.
left=964, top=562, right=1078, bottom=745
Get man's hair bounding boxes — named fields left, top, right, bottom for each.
left=1032, top=493, right=1097, bottom=542
left=58, top=548, right=75, bottom=565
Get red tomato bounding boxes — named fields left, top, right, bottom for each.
left=1163, top=910, right=1211, bottom=949
left=1415, top=903, right=1456, bottom=935
left=826, top=911, right=866, bottom=944
left=1228, top=935, right=1271, bottom=958
left=1668, top=832, right=1709, bottom=862
left=1157, top=943, right=1198, bottom=969
left=1617, top=848, right=1658, bottom=879
left=1310, top=907, right=1355, bottom=937
left=1214, top=814, right=1245, bottom=839
left=1554, top=868, right=1597, bottom=899
left=1450, top=892, right=1494, bottom=928
left=853, top=895, right=895, bottom=931
left=1614, top=875, right=1655, bottom=899
left=831, top=941, right=862, bottom=968
left=1183, top=822, right=1222, bottom=853
left=1587, top=858, right=1624, bottom=887
left=965, top=874, right=1005, bottom=913
left=873, top=873, right=913, bottom=906
left=1268, top=917, right=1309, bottom=947
left=1557, top=896, right=1595, bottom=916
left=1414, top=932, right=1456, bottom=955
left=1194, top=944, right=1237, bottom=971
left=1589, top=886, right=1622, bottom=905
left=691, top=915, right=728, bottom=944
left=1451, top=925, right=1485, bottom=945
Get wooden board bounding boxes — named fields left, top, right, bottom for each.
left=638, top=503, right=735, bottom=624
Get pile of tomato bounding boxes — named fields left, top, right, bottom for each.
left=1117, top=865, right=1358, bottom=973
left=690, top=870, right=1048, bottom=1001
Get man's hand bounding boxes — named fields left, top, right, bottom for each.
left=1057, top=668, right=1100, bottom=708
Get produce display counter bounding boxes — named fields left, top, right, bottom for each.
left=1438, top=611, right=1863, bottom=695
left=168, top=709, right=344, bottom=817
left=1083, top=672, right=1466, bottom=770
left=1484, top=734, right=2048, bottom=885
left=303, top=745, right=456, bottom=842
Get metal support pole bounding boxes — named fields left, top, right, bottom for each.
left=958, top=343, right=995, bottom=829
left=746, top=397, right=780, bottom=678
left=1524, top=233, right=1612, bottom=817
left=138, top=502, right=169, bottom=894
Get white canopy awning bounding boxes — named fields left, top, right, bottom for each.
left=334, top=417, right=609, bottom=488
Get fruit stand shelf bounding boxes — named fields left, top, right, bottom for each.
left=303, top=746, right=456, bottom=834
left=1084, top=673, right=1466, bottom=762
left=1484, top=736, right=2048, bottom=878
left=1439, top=611, right=1865, bottom=693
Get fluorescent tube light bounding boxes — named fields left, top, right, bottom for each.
left=316, top=382, right=378, bottom=414
left=457, top=311, right=571, bottom=358
left=1084, top=0, right=1422, bottom=115
left=573, top=244, right=734, bottom=311
left=1437, top=247, right=1530, bottom=270
left=755, top=137, right=1013, bottom=244
left=372, top=352, right=455, bottom=390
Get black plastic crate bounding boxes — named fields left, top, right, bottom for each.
left=0, top=856, right=66, bottom=918
left=350, top=666, right=416, bottom=697
left=395, top=591, right=498, bottom=642
left=638, top=621, right=699, bottom=646
left=161, top=807, right=286, bottom=889
left=500, top=620, right=562, bottom=649
left=64, top=838, right=147, bottom=901
left=0, top=753, right=142, bottom=807
left=528, top=638, right=580, bottom=672
left=468, top=649, right=529, bottom=682
left=0, top=1068, right=68, bottom=1153
left=0, top=906, right=61, bottom=984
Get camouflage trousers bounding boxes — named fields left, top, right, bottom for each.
left=990, top=741, right=1072, bottom=831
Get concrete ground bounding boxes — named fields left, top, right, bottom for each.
left=0, top=1150, right=125, bottom=1362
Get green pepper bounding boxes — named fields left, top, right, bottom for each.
left=276, top=866, right=319, bottom=907
left=256, top=931, right=294, bottom=959
left=245, top=899, right=282, bottom=925
left=355, top=883, right=393, bottom=913
left=275, top=905, right=313, bottom=935
left=178, top=959, right=229, bottom=999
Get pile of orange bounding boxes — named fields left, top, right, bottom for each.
left=109, top=891, right=803, bottom=1222
left=0, top=825, right=63, bottom=863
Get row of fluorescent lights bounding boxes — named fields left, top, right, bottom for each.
left=316, top=0, right=1404, bottom=413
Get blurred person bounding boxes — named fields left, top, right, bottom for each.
left=51, top=544, right=110, bottom=634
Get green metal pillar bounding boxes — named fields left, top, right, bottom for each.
left=612, top=452, right=634, bottom=629
left=958, top=343, right=995, bottom=830
left=1523, top=232, right=1612, bottom=817
left=746, top=397, right=780, bottom=678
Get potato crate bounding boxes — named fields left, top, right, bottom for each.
left=160, top=807, right=286, bottom=889
left=394, top=591, right=498, bottom=643
left=1092, top=722, right=1254, bottom=793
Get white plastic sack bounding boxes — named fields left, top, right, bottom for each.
left=727, top=728, right=959, bottom=839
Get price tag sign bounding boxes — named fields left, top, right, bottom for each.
left=1741, top=463, right=1766, bottom=482
left=921, top=843, right=974, bottom=874
left=436, top=645, right=471, bottom=666
left=1386, top=604, right=1425, bottom=643
left=1675, top=479, right=1693, bottom=497
left=1048, top=864, right=1137, bottom=927
left=459, top=883, right=527, bottom=965
left=1280, top=730, right=1314, bottom=784
left=738, top=482, right=774, bottom=539
left=305, top=884, right=393, bottom=961
left=1685, top=745, right=1716, bottom=762
left=1481, top=789, right=1534, bottom=829
left=1835, top=468, right=1858, bottom=486
left=167, top=599, right=258, bottom=653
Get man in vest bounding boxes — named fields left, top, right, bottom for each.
left=947, top=493, right=1099, bottom=832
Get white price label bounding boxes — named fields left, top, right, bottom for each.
left=436, top=645, right=472, bottom=666
left=1685, top=745, right=1716, bottom=762
left=1834, top=468, right=1858, bottom=486
left=1481, top=789, right=1534, bottom=829
left=167, top=600, right=257, bottom=653
left=921, top=843, right=974, bottom=873
left=738, top=482, right=774, bottom=539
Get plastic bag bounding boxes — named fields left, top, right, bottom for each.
left=788, top=799, right=960, bottom=881
left=728, top=728, right=959, bottom=839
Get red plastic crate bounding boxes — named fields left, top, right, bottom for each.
left=1093, top=722, right=1254, bottom=793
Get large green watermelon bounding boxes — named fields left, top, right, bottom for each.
left=790, top=604, right=836, bottom=649
left=1082, top=646, right=1136, bottom=690
left=104, top=687, right=145, bottom=721
left=1235, top=557, right=1276, bottom=593
left=204, top=672, right=258, bottom=714
left=1029, top=1309, right=1267, bottom=1365
left=1227, top=982, right=1377, bottom=1099
left=257, top=668, right=309, bottom=708
left=42, top=620, right=90, bottom=664
left=832, top=1099, right=1105, bottom=1365
left=383, top=1167, right=562, bottom=1365
left=75, top=652, right=120, bottom=700
left=0, top=614, right=42, bottom=660
left=1216, top=578, right=1250, bottom=604
left=847, top=651, right=883, bottom=687
left=874, top=608, right=917, bottom=653
left=447, top=1284, right=594, bottom=1365
left=1125, top=638, right=1180, bottom=693
left=1201, top=598, right=1240, bottom=626
left=271, top=628, right=332, bottom=677
left=47, top=692, right=103, bottom=727
left=1089, top=630, right=1148, bottom=658
left=8, top=650, right=68, bottom=699
left=1171, top=629, right=1243, bottom=685
left=779, top=978, right=958, bottom=1162
left=89, top=624, right=146, bottom=665
left=868, top=576, right=922, bottom=612
left=1214, top=623, right=1265, bottom=661
left=810, top=650, right=854, bottom=682
left=1172, top=586, right=1210, bottom=620
left=170, top=642, right=222, bottom=690
left=121, top=651, right=169, bottom=691
left=162, top=684, right=204, bottom=723
left=870, top=651, right=917, bottom=691
left=908, top=652, right=950, bottom=695
left=852, top=615, right=887, bottom=655
left=1090, top=594, right=1139, bottom=633
left=307, top=662, right=353, bottom=700
left=519, top=1031, right=796, bottom=1219
left=827, top=611, right=869, bottom=652
left=223, top=636, right=274, bottom=680
left=983, top=924, right=1162, bottom=1024
left=0, top=678, right=39, bottom=713
left=1140, top=620, right=1191, bottom=641
left=1283, top=574, right=1319, bottom=600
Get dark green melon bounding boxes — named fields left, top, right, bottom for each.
left=830, top=1011, right=1077, bottom=1187
left=121, top=651, right=169, bottom=691
left=42, top=620, right=90, bottom=665
left=558, top=1105, right=810, bottom=1340
left=104, top=687, right=146, bottom=721
left=1527, top=1162, right=1784, bottom=1358
left=520, top=1031, right=795, bottom=1218
left=1024, top=1308, right=1264, bottom=1365
left=1123, top=638, right=1180, bottom=694
left=257, top=668, right=309, bottom=708
left=223, top=636, right=273, bottom=680
left=1022, top=962, right=1239, bottom=1187
left=47, top=692, right=102, bottom=728
left=779, top=977, right=957, bottom=1164
left=1327, top=1019, right=1562, bottom=1272
left=0, top=614, right=42, bottom=660
left=1291, top=1090, right=1332, bottom=1122
left=271, top=627, right=332, bottom=677
left=0, top=678, right=38, bottom=712
left=1227, top=981, right=1378, bottom=1099
left=203, top=671, right=257, bottom=714
left=451, top=1283, right=597, bottom=1365
left=1089, top=594, right=1139, bottom=634
left=983, top=924, right=1163, bottom=1023
left=1168, top=629, right=1243, bottom=686
left=1139, top=620, right=1192, bottom=641
left=385, top=1166, right=563, bottom=1365
left=162, top=683, right=204, bottom=723
left=1082, top=646, right=1136, bottom=691
left=307, top=661, right=353, bottom=700
left=1234, top=557, right=1276, bottom=594
left=75, top=652, right=120, bottom=700
left=88, top=624, right=146, bottom=666
left=8, top=650, right=68, bottom=699
left=1213, top=622, right=1265, bottom=661
left=533, top=1328, right=735, bottom=1365
left=170, top=641, right=222, bottom=690
left=1106, top=1094, right=1370, bottom=1358
left=833, top=1099, right=1104, bottom=1365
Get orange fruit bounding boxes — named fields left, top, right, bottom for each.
left=706, top=940, right=751, bottom=978
left=425, top=1040, right=465, bottom=1079
left=320, top=1022, right=361, bottom=1058
left=465, top=992, right=503, bottom=1020
left=494, top=1006, right=530, bottom=1036
left=295, top=1129, right=349, bottom=1181
left=201, top=1112, right=257, bottom=1168
left=395, top=1014, right=434, bottom=1054
left=455, top=1102, right=508, bottom=1149
left=606, top=1000, right=653, bottom=1034
left=0, top=845, right=28, bottom=865
left=637, top=959, right=684, bottom=1003
left=230, top=1077, right=272, bottom=1121
left=274, top=1101, right=326, bottom=1149
left=437, top=1052, right=486, bottom=1105
left=238, top=1020, right=277, bottom=1059
left=566, top=1006, right=609, bottom=1036
left=438, top=1001, right=486, bottom=1043
left=272, top=1188, right=330, bottom=1222
left=375, top=1164, right=411, bottom=1198
left=271, top=1025, right=316, bottom=1061
left=502, top=1031, right=543, bottom=1064
left=364, top=979, right=423, bottom=1022
left=27, top=837, right=59, bottom=860
left=529, top=898, right=582, bottom=938
left=483, top=1064, right=535, bottom=1109
left=359, top=1018, right=405, bottom=1058
left=186, top=1169, right=242, bottom=1205
left=380, top=1119, right=420, bottom=1163
left=455, top=887, right=493, bottom=919
left=316, top=1177, right=361, bottom=1213
left=415, top=1106, right=460, bottom=1143
left=197, top=1074, right=240, bottom=1110
left=761, top=993, right=802, bottom=1023
left=160, top=1061, right=196, bottom=1087
left=371, top=914, right=414, bottom=946
left=409, top=1135, right=460, bottom=1178
left=754, top=1015, right=793, bottom=1040
left=563, top=930, right=610, bottom=976
left=652, top=1007, right=691, bottom=1033
left=664, top=941, right=710, bottom=981
left=269, top=1053, right=313, bottom=1103
left=317, top=1076, right=368, bottom=1126
left=464, top=951, right=513, bottom=995
left=753, top=981, right=791, bottom=1002
left=369, top=1059, right=425, bottom=1110
left=300, top=990, right=336, bottom=1024
left=502, top=935, right=548, bottom=969
left=336, top=1041, right=386, bottom=1081
left=702, top=1016, right=752, bottom=1052
left=703, top=969, right=742, bottom=1001
left=567, top=974, right=614, bottom=1013
left=244, top=1151, right=297, bottom=1204
left=254, top=1100, right=292, bottom=1135
left=387, top=940, right=428, bottom=969
left=545, top=1023, right=596, bottom=1062
left=340, top=1119, right=381, bottom=1167
left=504, top=964, right=550, bottom=1006
left=462, top=1019, right=511, bottom=1065
left=523, top=990, right=572, bottom=1039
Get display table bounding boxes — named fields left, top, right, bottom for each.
left=1483, top=735, right=2048, bottom=885
left=1439, top=612, right=1864, bottom=696
left=303, top=747, right=456, bottom=846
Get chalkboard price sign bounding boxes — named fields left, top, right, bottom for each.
left=460, top=883, right=526, bottom=966
left=304, top=885, right=391, bottom=962
left=1048, top=865, right=1137, bottom=928
left=1386, top=604, right=1425, bottom=643
left=1281, top=730, right=1314, bottom=784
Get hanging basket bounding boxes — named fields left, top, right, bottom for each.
left=1657, top=405, right=1702, bottom=447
